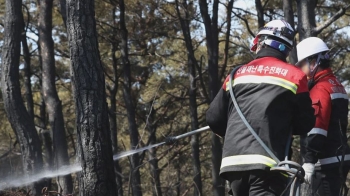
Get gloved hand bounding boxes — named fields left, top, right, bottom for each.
left=302, top=163, right=315, bottom=184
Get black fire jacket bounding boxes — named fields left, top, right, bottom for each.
left=206, top=48, right=315, bottom=179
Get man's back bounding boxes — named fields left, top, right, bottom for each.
left=206, top=20, right=314, bottom=196
left=206, top=52, right=315, bottom=178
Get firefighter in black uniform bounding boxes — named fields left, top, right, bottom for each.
left=206, top=20, right=315, bottom=196
left=297, top=37, right=350, bottom=196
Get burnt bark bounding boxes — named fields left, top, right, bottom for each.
left=1, top=0, right=44, bottom=194
left=198, top=0, right=225, bottom=195
left=38, top=0, right=73, bottom=194
left=66, top=0, right=117, bottom=195
left=119, top=0, right=143, bottom=195
left=175, top=1, right=202, bottom=195
left=283, top=0, right=297, bottom=64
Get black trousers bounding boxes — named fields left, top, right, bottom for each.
left=227, top=170, right=288, bottom=196
left=311, top=167, right=349, bottom=196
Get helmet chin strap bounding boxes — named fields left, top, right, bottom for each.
left=308, top=53, right=323, bottom=90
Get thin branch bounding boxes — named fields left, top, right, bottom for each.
left=262, top=0, right=270, bottom=9
left=232, top=7, right=257, bottom=16
left=21, top=4, right=30, bottom=33
left=55, top=47, right=70, bottom=58
left=232, top=11, right=255, bottom=37
left=195, top=55, right=210, bottom=104
left=314, top=5, right=350, bottom=35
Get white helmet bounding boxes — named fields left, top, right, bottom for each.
left=250, top=19, right=295, bottom=52
left=296, top=37, right=329, bottom=65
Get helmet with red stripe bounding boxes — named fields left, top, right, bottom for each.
left=251, top=20, right=295, bottom=55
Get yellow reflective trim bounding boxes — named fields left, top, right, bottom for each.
left=231, top=75, right=298, bottom=94
left=221, top=154, right=277, bottom=169
left=225, top=81, right=231, bottom=91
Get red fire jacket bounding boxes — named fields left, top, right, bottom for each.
left=301, top=68, right=350, bottom=169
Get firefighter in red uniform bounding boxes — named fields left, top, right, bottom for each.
left=206, top=20, right=315, bottom=196
left=297, top=37, right=350, bottom=196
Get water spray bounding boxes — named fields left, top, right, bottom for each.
left=0, top=126, right=210, bottom=191
left=0, top=164, right=82, bottom=191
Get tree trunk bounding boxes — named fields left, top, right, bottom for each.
left=175, top=1, right=202, bottom=195
left=109, top=11, right=124, bottom=194
left=148, top=135, right=162, bottom=196
left=296, top=0, right=316, bottom=41
left=283, top=0, right=298, bottom=64
left=38, top=0, right=73, bottom=194
left=119, top=0, right=143, bottom=195
left=59, top=0, right=67, bottom=27
left=255, top=0, right=265, bottom=28
left=221, top=0, right=234, bottom=80
left=1, top=0, right=44, bottom=194
left=297, top=0, right=349, bottom=41
left=198, top=0, right=225, bottom=195
left=66, top=0, right=117, bottom=195
left=109, top=85, right=124, bottom=196
left=147, top=108, right=162, bottom=196
left=39, top=87, right=54, bottom=171
left=21, top=28, right=34, bottom=120
left=42, top=130, right=54, bottom=168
